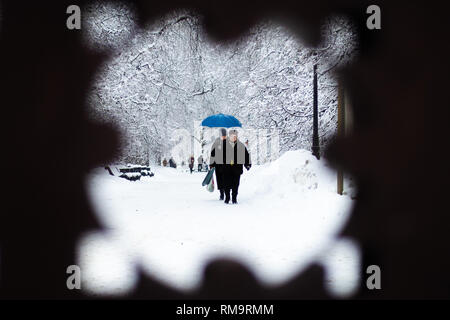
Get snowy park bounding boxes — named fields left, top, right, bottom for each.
left=77, top=3, right=360, bottom=299
left=81, top=149, right=359, bottom=297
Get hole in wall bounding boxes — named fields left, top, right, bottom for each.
left=79, top=1, right=360, bottom=297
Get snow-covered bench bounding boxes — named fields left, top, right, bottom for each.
left=104, top=165, right=154, bottom=181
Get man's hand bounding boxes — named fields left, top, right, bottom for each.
left=245, top=165, right=251, bottom=171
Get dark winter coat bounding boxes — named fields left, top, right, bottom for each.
left=222, top=139, right=251, bottom=188
left=209, top=138, right=227, bottom=189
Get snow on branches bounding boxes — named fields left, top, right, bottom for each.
left=83, top=4, right=357, bottom=165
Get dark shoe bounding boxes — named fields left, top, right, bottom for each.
left=219, top=194, right=224, bottom=200
left=232, top=199, right=237, bottom=204
left=224, top=195, right=230, bottom=204
left=219, top=190, right=224, bottom=200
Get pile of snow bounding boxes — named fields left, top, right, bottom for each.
left=81, top=149, right=358, bottom=297
left=241, top=149, right=339, bottom=196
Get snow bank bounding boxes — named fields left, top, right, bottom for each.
left=242, top=149, right=338, bottom=196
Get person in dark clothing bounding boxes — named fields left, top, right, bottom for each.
left=209, top=128, right=228, bottom=200
left=189, top=155, right=195, bottom=174
left=222, top=129, right=251, bottom=204
left=168, top=157, right=176, bottom=168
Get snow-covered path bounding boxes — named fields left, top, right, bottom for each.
left=80, top=150, right=359, bottom=297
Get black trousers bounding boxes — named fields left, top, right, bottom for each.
left=224, top=174, right=241, bottom=200
left=215, top=166, right=224, bottom=191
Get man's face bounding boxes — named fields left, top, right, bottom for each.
left=230, top=134, right=237, bottom=142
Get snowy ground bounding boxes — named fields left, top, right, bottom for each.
left=80, top=149, right=359, bottom=298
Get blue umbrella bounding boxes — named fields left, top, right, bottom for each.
left=201, top=113, right=242, bottom=128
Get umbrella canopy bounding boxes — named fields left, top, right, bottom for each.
left=200, top=113, right=242, bottom=128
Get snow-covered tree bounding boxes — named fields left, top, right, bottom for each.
left=83, top=3, right=357, bottom=165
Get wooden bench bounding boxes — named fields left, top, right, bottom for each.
left=104, top=165, right=154, bottom=181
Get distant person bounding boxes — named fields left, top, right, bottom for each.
left=189, top=155, right=195, bottom=174
left=197, top=155, right=203, bottom=172
left=209, top=128, right=227, bottom=200
left=169, top=157, right=176, bottom=168
left=222, top=129, right=251, bottom=204
left=162, top=158, right=168, bottom=167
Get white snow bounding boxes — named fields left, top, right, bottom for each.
left=80, top=149, right=358, bottom=297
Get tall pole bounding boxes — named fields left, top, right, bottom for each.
left=337, top=78, right=345, bottom=195
left=312, top=64, right=320, bottom=159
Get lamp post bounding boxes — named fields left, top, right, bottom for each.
left=312, top=64, right=320, bottom=160
left=337, top=78, right=345, bottom=195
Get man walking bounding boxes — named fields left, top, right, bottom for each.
left=209, top=128, right=228, bottom=200
left=222, top=129, right=251, bottom=204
